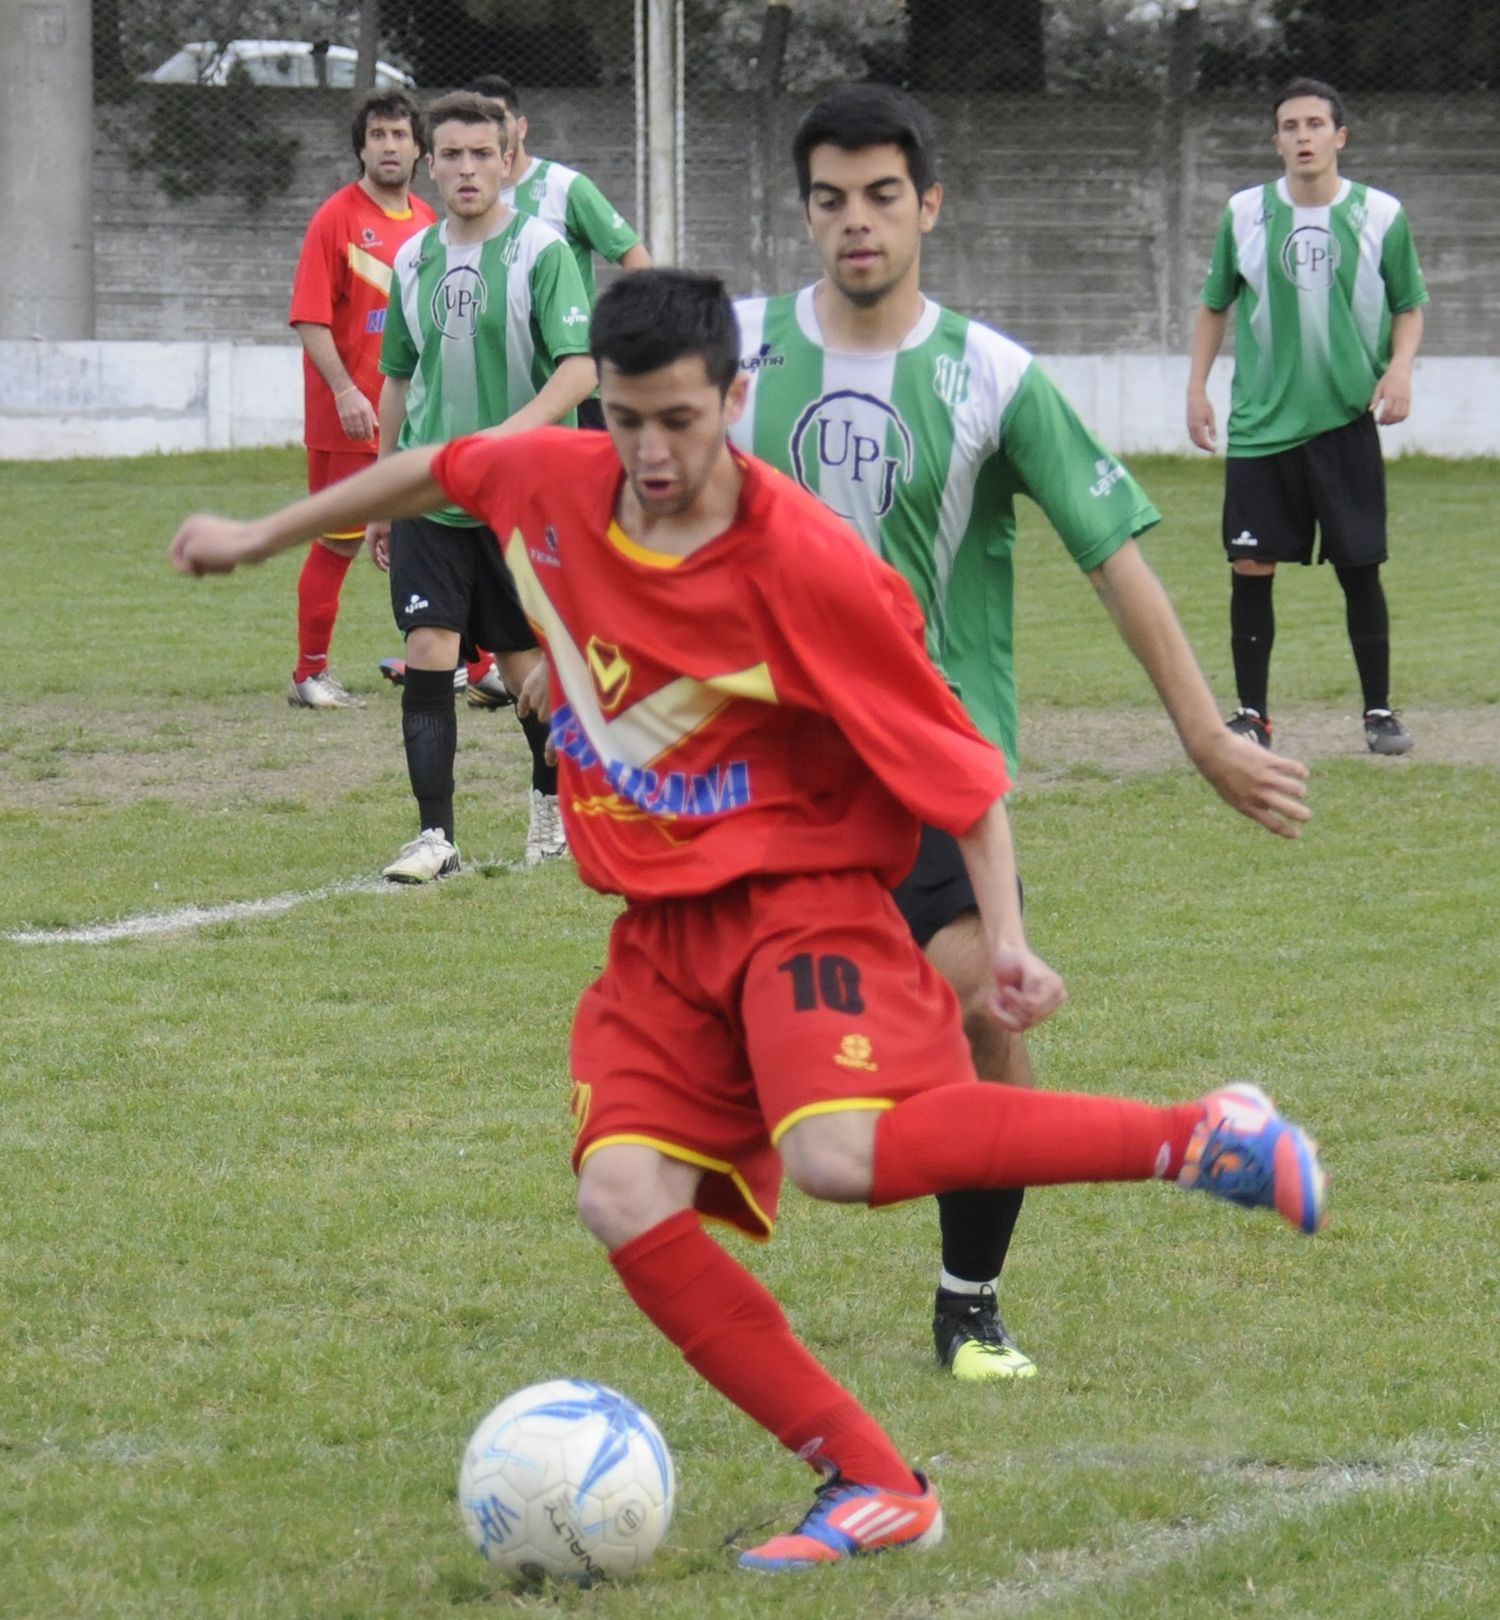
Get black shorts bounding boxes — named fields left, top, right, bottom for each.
left=1222, top=412, right=1387, bottom=568
left=893, top=825, right=978, bottom=949
left=388, top=514, right=536, bottom=659
left=576, top=397, right=607, bottom=432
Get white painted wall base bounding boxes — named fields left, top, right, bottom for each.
left=2, top=342, right=1496, bottom=461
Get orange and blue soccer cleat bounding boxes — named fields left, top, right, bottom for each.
left=1178, top=1083, right=1327, bottom=1234
left=737, top=1472, right=944, bottom=1572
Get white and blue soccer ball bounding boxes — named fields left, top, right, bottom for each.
left=457, top=1378, right=675, bottom=1584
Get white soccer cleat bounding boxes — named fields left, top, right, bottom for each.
left=288, top=672, right=365, bottom=709
left=524, top=790, right=568, bottom=867
left=383, top=828, right=461, bottom=884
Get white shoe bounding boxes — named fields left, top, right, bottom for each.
left=524, top=790, right=568, bottom=866
left=465, top=665, right=515, bottom=710
left=383, top=828, right=460, bottom=884
left=288, top=672, right=364, bottom=709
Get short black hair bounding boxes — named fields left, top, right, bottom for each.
left=1275, top=77, right=1346, bottom=131
left=351, top=89, right=424, bottom=164
left=792, top=83, right=939, bottom=203
left=590, top=270, right=740, bottom=397
left=424, top=90, right=510, bottom=146
left=467, top=74, right=520, bottom=114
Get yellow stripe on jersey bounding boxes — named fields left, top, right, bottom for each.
left=347, top=244, right=393, bottom=295
left=606, top=519, right=682, bottom=569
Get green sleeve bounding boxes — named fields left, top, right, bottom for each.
left=378, top=270, right=417, bottom=380
left=1199, top=206, right=1239, bottom=312
left=529, top=239, right=594, bottom=361
left=1381, top=209, right=1431, bottom=314
left=999, top=364, right=1161, bottom=573
left=563, top=173, right=642, bottom=264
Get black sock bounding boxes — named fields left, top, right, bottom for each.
left=401, top=666, right=457, bottom=840
left=1230, top=571, right=1275, bottom=718
left=1336, top=563, right=1391, bottom=712
left=518, top=710, right=557, bottom=796
left=936, top=1187, right=1025, bottom=1288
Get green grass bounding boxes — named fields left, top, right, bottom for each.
left=2, top=452, right=1498, bottom=1618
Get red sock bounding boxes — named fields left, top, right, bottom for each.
left=610, top=1210, right=919, bottom=1492
left=465, top=651, right=495, bottom=684
left=294, top=543, right=355, bottom=682
left=872, top=1084, right=1203, bottom=1207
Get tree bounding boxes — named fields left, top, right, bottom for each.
left=908, top=0, right=1045, bottom=93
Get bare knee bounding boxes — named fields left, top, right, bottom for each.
left=779, top=1112, right=877, bottom=1203
left=924, top=914, right=1034, bottom=1086
left=575, top=1145, right=700, bottom=1251
left=1231, top=559, right=1276, bottom=577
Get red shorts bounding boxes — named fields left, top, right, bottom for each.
left=570, top=870, right=979, bottom=1240
left=306, top=446, right=377, bottom=541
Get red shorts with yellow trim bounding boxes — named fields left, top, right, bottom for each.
left=569, top=869, right=979, bottom=1240
left=306, top=446, right=377, bottom=541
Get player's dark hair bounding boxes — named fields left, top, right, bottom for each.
left=425, top=91, right=510, bottom=147
left=792, top=83, right=939, bottom=203
left=1275, top=77, right=1345, bottom=131
left=350, top=89, right=424, bottom=165
left=467, top=74, right=520, bottom=114
left=590, top=271, right=741, bottom=397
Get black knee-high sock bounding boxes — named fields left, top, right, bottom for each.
left=1230, top=570, right=1276, bottom=717
left=517, top=710, right=557, bottom=796
left=1336, top=563, right=1391, bottom=712
left=401, top=666, right=457, bottom=839
left=937, top=1187, right=1025, bottom=1286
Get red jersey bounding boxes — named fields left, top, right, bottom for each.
left=288, top=182, right=436, bottom=452
left=432, top=430, right=1011, bottom=902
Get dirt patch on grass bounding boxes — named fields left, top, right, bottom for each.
left=3, top=696, right=1494, bottom=815
left=1017, top=703, right=1499, bottom=788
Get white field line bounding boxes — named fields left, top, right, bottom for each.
left=934, top=1441, right=1490, bottom=1615
left=5, top=876, right=396, bottom=946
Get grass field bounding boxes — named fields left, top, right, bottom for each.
left=2, top=450, right=1497, bottom=1619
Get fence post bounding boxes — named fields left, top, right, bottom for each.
left=1161, top=1, right=1201, bottom=352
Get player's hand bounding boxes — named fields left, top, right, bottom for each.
left=515, top=658, right=557, bottom=764
left=989, top=945, right=1066, bottom=1033
left=1186, top=386, right=1218, bottom=452
left=169, top=515, right=270, bottom=576
left=337, top=388, right=378, bottom=441
left=1192, top=729, right=1311, bottom=839
left=1371, top=365, right=1412, bottom=426
left=365, top=519, right=391, bottom=572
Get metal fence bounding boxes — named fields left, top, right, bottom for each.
left=96, top=1, right=1500, bottom=100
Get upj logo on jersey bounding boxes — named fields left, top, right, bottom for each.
left=562, top=305, right=589, bottom=326
left=789, top=389, right=914, bottom=528
left=932, top=354, right=971, bottom=408
left=365, top=309, right=387, bottom=334
left=1280, top=225, right=1341, bottom=292
left=586, top=637, right=632, bottom=712
left=1089, top=457, right=1126, bottom=498
left=431, top=265, right=489, bottom=337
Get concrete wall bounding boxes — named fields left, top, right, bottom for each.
left=5, top=341, right=1494, bottom=461
left=93, top=88, right=1499, bottom=356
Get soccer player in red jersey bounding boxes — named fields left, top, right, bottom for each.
left=170, top=271, right=1329, bottom=1573
left=287, top=90, right=435, bottom=709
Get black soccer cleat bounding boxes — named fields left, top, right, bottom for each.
left=1226, top=707, right=1273, bottom=748
left=933, top=1285, right=1036, bottom=1382
left=1363, top=709, right=1414, bottom=756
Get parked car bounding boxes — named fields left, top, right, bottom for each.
left=145, top=40, right=416, bottom=90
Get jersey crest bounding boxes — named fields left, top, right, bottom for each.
left=1280, top=224, right=1340, bottom=291
left=789, top=389, right=914, bottom=525
left=430, top=265, right=488, bottom=337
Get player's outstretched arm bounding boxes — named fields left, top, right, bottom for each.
left=1186, top=305, right=1228, bottom=451
left=1090, top=541, right=1311, bottom=838
left=482, top=355, right=599, bottom=441
left=955, top=798, right=1066, bottom=1033
left=169, top=446, right=444, bottom=576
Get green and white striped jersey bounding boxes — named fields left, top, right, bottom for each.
left=380, top=211, right=591, bottom=526
left=730, top=287, right=1159, bottom=770
left=1202, top=177, right=1429, bottom=457
left=502, top=156, right=641, bottom=306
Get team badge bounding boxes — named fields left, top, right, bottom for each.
left=586, top=637, right=632, bottom=712
left=833, top=1034, right=878, bottom=1072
